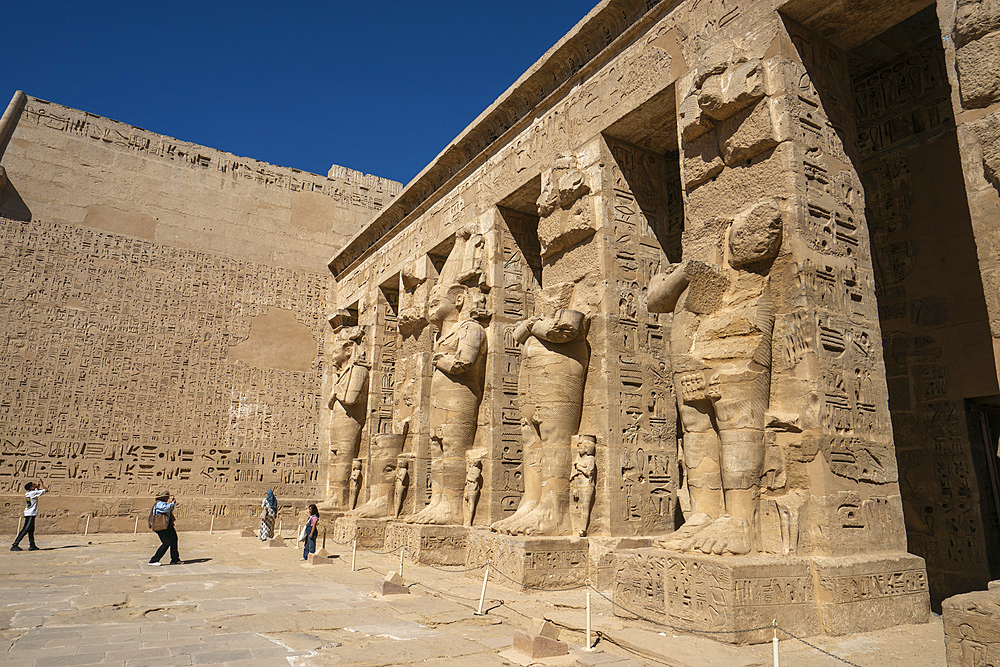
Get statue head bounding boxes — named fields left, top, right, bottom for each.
left=332, top=326, right=364, bottom=367
left=574, top=434, right=597, bottom=456
left=427, top=283, right=466, bottom=326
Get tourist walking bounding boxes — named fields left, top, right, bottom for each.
left=260, top=489, right=278, bottom=541
left=301, top=504, right=319, bottom=561
left=10, top=480, right=47, bottom=551
left=148, top=491, right=181, bottom=565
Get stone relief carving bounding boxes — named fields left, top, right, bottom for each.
left=570, top=435, right=597, bottom=537
left=349, top=458, right=363, bottom=510
left=463, top=456, right=483, bottom=527
left=393, top=456, right=410, bottom=519
left=406, top=227, right=489, bottom=525
left=350, top=432, right=404, bottom=518
left=492, top=286, right=590, bottom=536
left=322, top=312, right=369, bottom=510
left=648, top=200, right=782, bottom=555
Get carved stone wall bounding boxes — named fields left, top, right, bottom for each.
left=0, top=96, right=400, bottom=531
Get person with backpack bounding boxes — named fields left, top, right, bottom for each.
left=148, top=491, right=181, bottom=565
left=10, top=480, right=47, bottom=551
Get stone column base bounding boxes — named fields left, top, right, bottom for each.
left=613, top=548, right=929, bottom=644
left=466, top=530, right=589, bottom=591
left=333, top=516, right=389, bottom=549
left=384, top=523, right=468, bottom=565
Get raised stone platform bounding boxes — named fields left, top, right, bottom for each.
left=384, top=523, right=468, bottom=565
left=613, top=549, right=929, bottom=644
left=943, top=582, right=1000, bottom=665
left=333, top=516, right=389, bottom=549
left=466, top=531, right=589, bottom=591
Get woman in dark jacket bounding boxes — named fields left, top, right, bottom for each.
left=148, top=491, right=181, bottom=565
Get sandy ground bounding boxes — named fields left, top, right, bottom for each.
left=0, top=529, right=946, bottom=666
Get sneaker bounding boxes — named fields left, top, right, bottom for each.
left=10, top=545, right=22, bottom=552
left=147, top=561, right=161, bottom=566
left=28, top=546, right=40, bottom=551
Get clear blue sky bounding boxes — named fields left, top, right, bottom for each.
left=4, top=1, right=598, bottom=185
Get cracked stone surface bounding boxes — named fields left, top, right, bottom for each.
left=1, top=532, right=944, bottom=665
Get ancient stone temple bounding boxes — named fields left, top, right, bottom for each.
left=4, top=0, right=1000, bottom=646
left=325, top=0, right=1000, bottom=643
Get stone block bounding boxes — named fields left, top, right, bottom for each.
left=683, top=131, right=724, bottom=191
left=678, top=93, right=714, bottom=142
left=333, top=516, right=388, bottom=549
left=589, top=537, right=653, bottom=591
left=530, top=619, right=560, bottom=640
left=375, top=571, right=410, bottom=595
left=512, top=630, right=568, bottom=659
left=812, top=553, right=930, bottom=636
left=267, top=538, right=285, bottom=547
left=240, top=530, right=256, bottom=538
left=306, top=552, right=332, bottom=565
left=943, top=587, right=1000, bottom=666
left=957, top=31, right=1000, bottom=109
left=612, top=548, right=667, bottom=622
left=384, top=522, right=468, bottom=565
left=717, top=99, right=779, bottom=167
left=466, top=530, right=589, bottom=591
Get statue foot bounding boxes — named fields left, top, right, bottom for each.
left=683, top=516, right=751, bottom=555
left=654, top=513, right=712, bottom=550
left=408, top=501, right=461, bottom=525
left=350, top=497, right=388, bottom=519
left=405, top=498, right=441, bottom=524
left=503, top=496, right=562, bottom=536
left=490, top=499, right=538, bottom=533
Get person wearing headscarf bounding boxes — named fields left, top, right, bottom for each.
left=260, top=490, right=278, bottom=541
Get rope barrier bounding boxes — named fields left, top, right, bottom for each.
left=320, top=528, right=864, bottom=667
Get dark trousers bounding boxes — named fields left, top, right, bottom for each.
left=303, top=533, right=316, bottom=560
left=150, top=526, right=180, bottom=563
left=12, top=515, right=36, bottom=547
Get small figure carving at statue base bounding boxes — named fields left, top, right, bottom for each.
left=393, top=457, right=409, bottom=519
left=569, top=435, right=596, bottom=537
left=463, top=458, right=483, bottom=527
left=349, top=459, right=362, bottom=510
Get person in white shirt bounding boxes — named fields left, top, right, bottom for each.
left=11, top=481, right=47, bottom=551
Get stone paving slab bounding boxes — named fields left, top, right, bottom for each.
left=0, top=531, right=948, bottom=665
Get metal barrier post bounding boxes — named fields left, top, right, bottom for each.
left=772, top=620, right=779, bottom=667
left=399, top=547, right=404, bottom=577
left=209, top=515, right=215, bottom=534
left=351, top=532, right=358, bottom=572
left=475, top=564, right=490, bottom=615
left=585, top=583, right=594, bottom=651
left=84, top=514, right=91, bottom=536
left=133, top=516, right=139, bottom=536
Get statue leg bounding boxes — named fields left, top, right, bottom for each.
left=657, top=401, right=721, bottom=549
left=686, top=379, right=765, bottom=556
left=410, top=423, right=472, bottom=525
left=492, top=414, right=542, bottom=533
left=407, top=435, right=443, bottom=523
left=504, top=401, right=576, bottom=536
